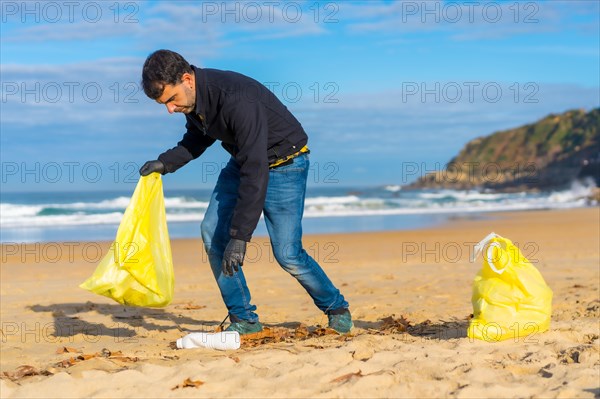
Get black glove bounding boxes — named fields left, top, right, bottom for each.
left=222, top=238, right=247, bottom=277
left=139, top=160, right=165, bottom=176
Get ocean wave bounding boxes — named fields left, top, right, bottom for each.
left=547, top=178, right=597, bottom=203
left=304, top=195, right=361, bottom=206
left=384, top=185, right=402, bottom=192
left=1, top=212, right=125, bottom=227
left=0, top=183, right=595, bottom=229
left=417, top=190, right=514, bottom=201
left=25, top=196, right=209, bottom=210
left=0, top=203, right=44, bottom=217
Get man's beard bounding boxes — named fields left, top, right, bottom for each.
left=180, top=86, right=196, bottom=113
left=177, top=104, right=194, bottom=113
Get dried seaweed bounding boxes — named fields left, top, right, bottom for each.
left=241, top=327, right=291, bottom=347
left=55, top=347, right=81, bottom=354
left=330, top=370, right=363, bottom=384
left=171, top=378, right=204, bottom=390
left=379, top=315, right=411, bottom=333
left=239, top=323, right=348, bottom=348
left=2, top=365, right=41, bottom=381
left=54, top=347, right=138, bottom=368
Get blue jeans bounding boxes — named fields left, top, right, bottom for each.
left=200, top=153, right=349, bottom=323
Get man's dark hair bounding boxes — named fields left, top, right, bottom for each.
left=141, top=50, right=193, bottom=99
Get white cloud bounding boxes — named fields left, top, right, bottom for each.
left=2, top=0, right=330, bottom=60
left=340, top=0, right=595, bottom=41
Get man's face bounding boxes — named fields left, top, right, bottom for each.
left=156, top=72, right=196, bottom=114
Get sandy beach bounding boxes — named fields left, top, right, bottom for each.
left=1, top=207, right=598, bottom=398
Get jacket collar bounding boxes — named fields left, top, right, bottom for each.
left=192, top=65, right=203, bottom=115
left=191, top=65, right=208, bottom=133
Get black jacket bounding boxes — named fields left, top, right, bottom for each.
left=158, top=66, right=308, bottom=242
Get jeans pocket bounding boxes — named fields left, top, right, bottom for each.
left=271, top=154, right=308, bottom=174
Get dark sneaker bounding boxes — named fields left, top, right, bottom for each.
left=327, top=308, right=353, bottom=334
left=225, top=320, right=263, bottom=335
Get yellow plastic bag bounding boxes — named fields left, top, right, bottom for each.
left=468, top=232, right=552, bottom=342
left=80, top=174, right=174, bottom=307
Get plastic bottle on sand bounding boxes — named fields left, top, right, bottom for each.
left=176, top=331, right=240, bottom=350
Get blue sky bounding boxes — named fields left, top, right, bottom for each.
left=1, top=0, right=599, bottom=192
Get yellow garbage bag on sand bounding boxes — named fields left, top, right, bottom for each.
left=80, top=174, right=174, bottom=307
left=468, top=232, right=552, bottom=342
